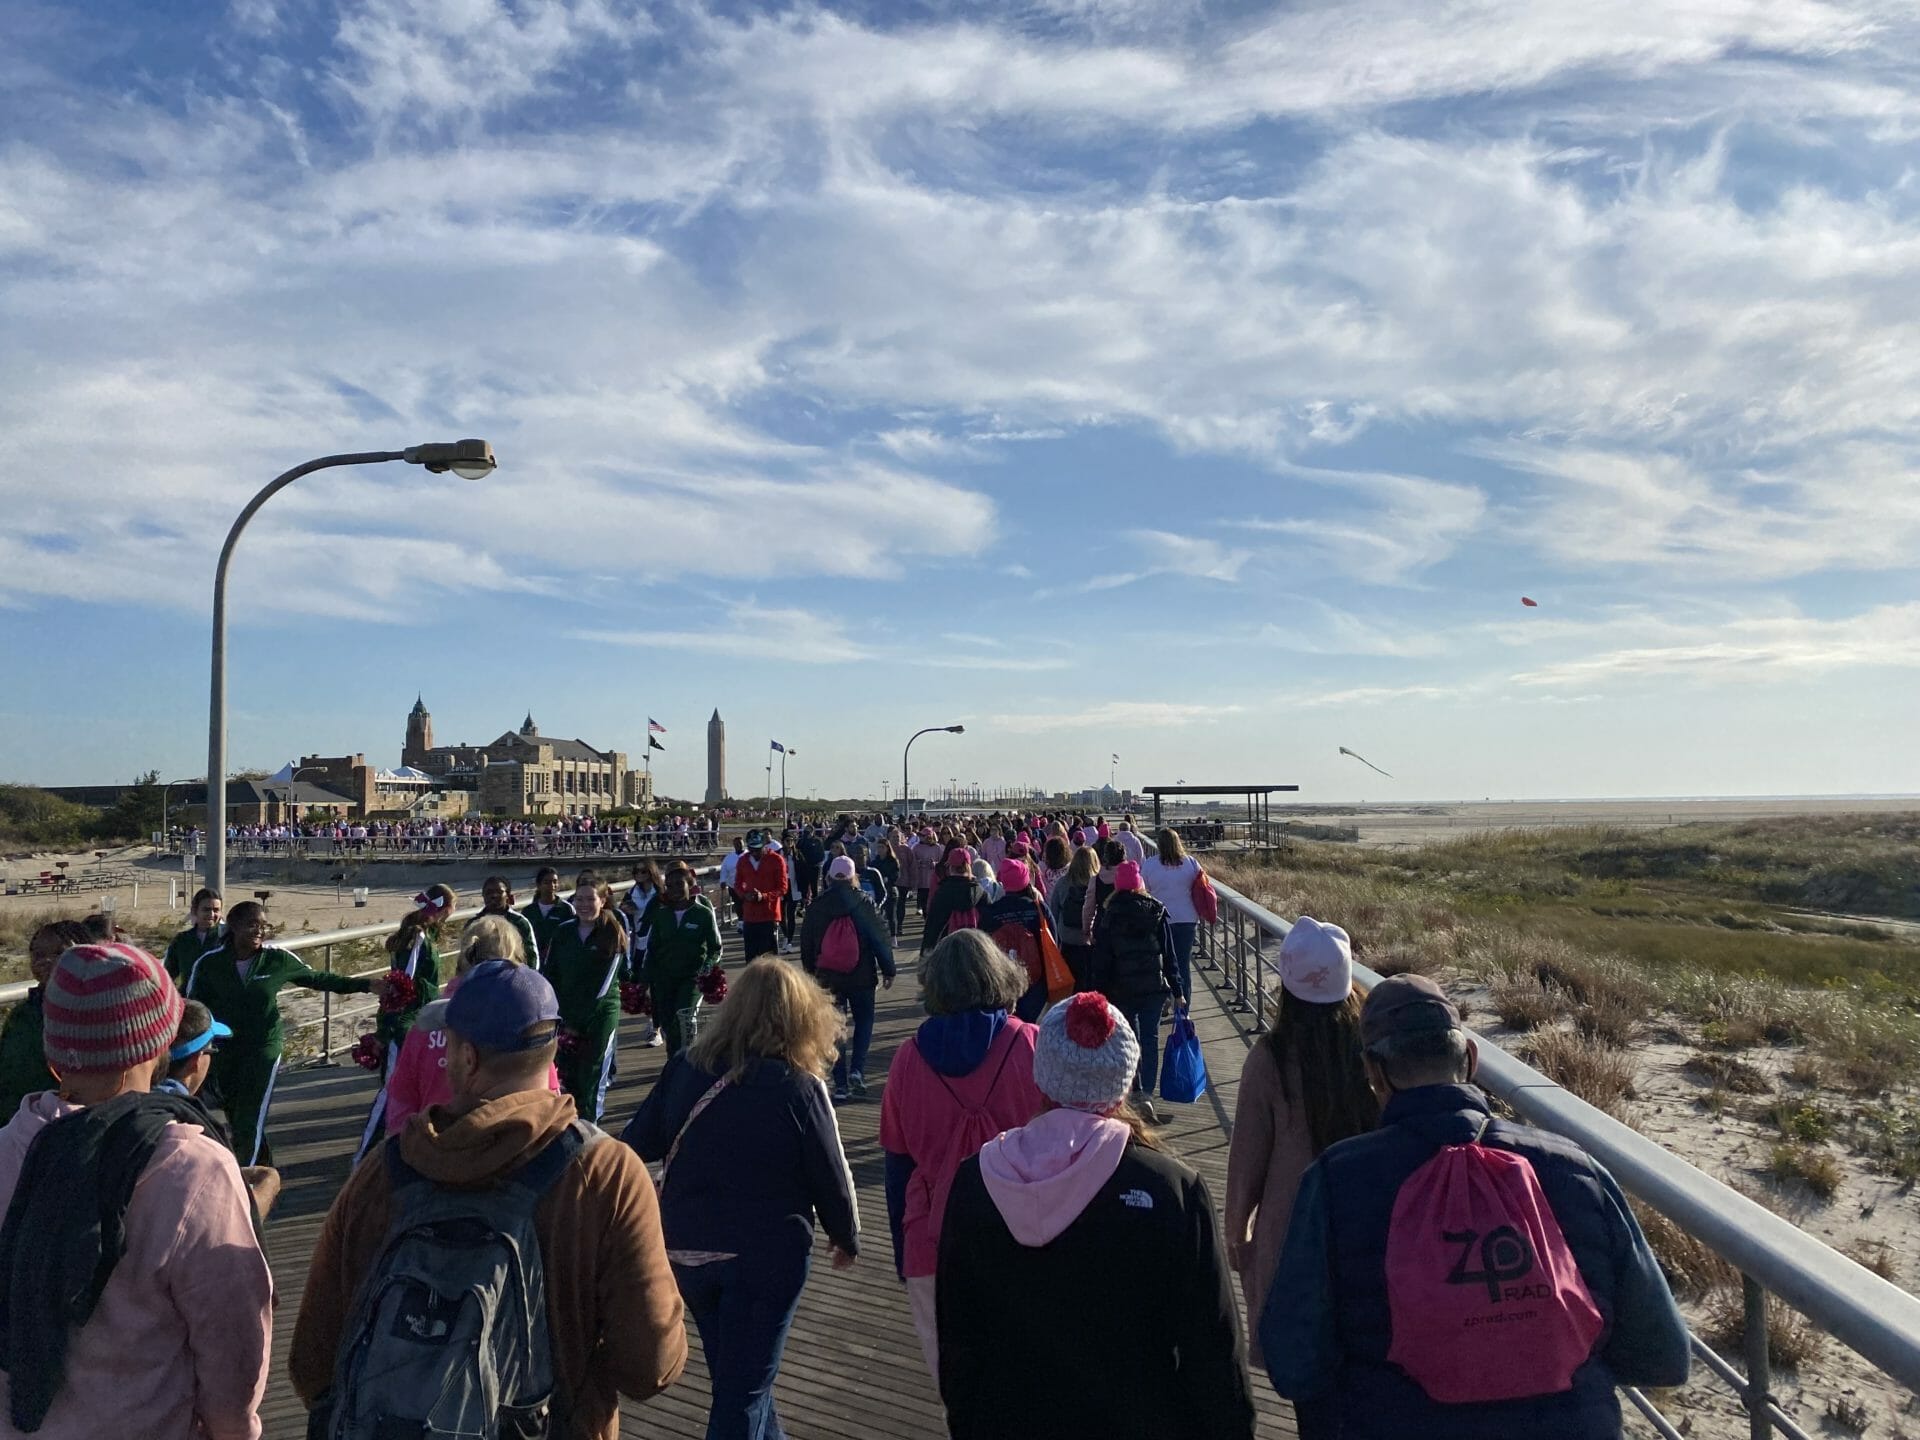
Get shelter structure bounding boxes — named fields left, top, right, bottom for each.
left=1141, top=784, right=1299, bottom=833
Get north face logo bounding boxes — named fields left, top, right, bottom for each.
left=1120, top=1189, right=1153, bottom=1210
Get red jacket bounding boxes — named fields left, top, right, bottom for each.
left=733, top=851, right=789, bottom=923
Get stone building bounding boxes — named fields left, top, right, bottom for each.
left=406, top=701, right=635, bottom=818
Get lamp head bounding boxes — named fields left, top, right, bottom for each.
left=404, top=438, right=496, bottom=480
left=946, top=725, right=965, bottom=734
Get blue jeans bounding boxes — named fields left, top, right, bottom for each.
left=833, top=986, right=876, bottom=1087
left=1123, top=1001, right=1162, bottom=1096
left=1168, top=922, right=1197, bottom=1001
left=674, top=1246, right=810, bottom=1440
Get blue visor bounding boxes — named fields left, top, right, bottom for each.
left=170, top=1018, right=233, bottom=1062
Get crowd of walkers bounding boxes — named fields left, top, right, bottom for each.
left=199, top=812, right=726, bottom=859
left=0, top=807, right=1692, bottom=1439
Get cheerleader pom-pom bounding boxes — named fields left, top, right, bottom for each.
left=697, top=966, right=728, bottom=1004
left=620, top=981, right=653, bottom=1017
left=378, top=971, right=419, bottom=1015
left=350, top=1033, right=384, bottom=1071
left=556, top=1026, right=580, bottom=1058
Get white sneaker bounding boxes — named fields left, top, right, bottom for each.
left=646, top=1030, right=665, bottom=1048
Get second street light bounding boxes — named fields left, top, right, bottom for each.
left=206, top=440, right=497, bottom=897
left=901, top=724, right=964, bottom=817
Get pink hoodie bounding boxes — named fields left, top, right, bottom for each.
left=0, top=1092, right=273, bottom=1440
left=978, top=1107, right=1131, bottom=1246
left=385, top=987, right=563, bottom=1135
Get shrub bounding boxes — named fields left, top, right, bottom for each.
left=1768, top=1143, right=1843, bottom=1202
left=1572, top=993, right=1639, bottom=1047
left=1825, top=1397, right=1870, bottom=1434
left=1632, top=1200, right=1736, bottom=1300
left=1842, top=1238, right=1899, bottom=1282
left=1681, top=1053, right=1771, bottom=1095
left=1491, top=978, right=1563, bottom=1032
left=1772, top=1102, right=1832, bottom=1144
left=1701, top=1015, right=1767, bottom=1051
left=1783, top=1054, right=1825, bottom=1088
left=1521, top=1030, right=1637, bottom=1116
left=1703, top=1289, right=1826, bottom=1370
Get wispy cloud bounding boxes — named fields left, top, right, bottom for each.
left=987, top=700, right=1243, bottom=734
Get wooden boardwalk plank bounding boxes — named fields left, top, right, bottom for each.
left=257, top=913, right=1296, bottom=1438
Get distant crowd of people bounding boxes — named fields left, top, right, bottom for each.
left=192, top=813, right=726, bottom=858
left=0, top=807, right=1691, bottom=1439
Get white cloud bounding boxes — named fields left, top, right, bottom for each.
left=988, top=700, right=1243, bottom=734
left=1511, top=603, right=1920, bottom=686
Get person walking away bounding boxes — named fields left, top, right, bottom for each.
left=1087, top=862, right=1178, bottom=1123
left=979, top=859, right=1052, bottom=1022
left=880, top=932, right=1046, bottom=1379
left=1223, top=917, right=1377, bottom=1367
left=873, top=839, right=907, bottom=938
left=521, top=866, right=576, bottom=966
left=0, top=921, right=90, bottom=1116
left=1045, top=846, right=1099, bottom=992
left=1262, top=974, right=1691, bottom=1439
left=164, top=888, right=224, bottom=984
left=799, top=855, right=896, bottom=1102
left=906, top=826, right=941, bottom=916
left=1139, top=828, right=1203, bottom=1002
left=733, top=831, right=788, bottom=960
left=1114, top=818, right=1147, bottom=865
left=796, top=826, right=826, bottom=907
left=1078, top=838, right=1126, bottom=944
left=919, top=850, right=987, bottom=955
left=0, top=942, right=273, bottom=1440
left=622, top=960, right=859, bottom=1440
left=1035, top=835, right=1072, bottom=905
left=938, top=992, right=1254, bottom=1440
left=293, top=961, right=687, bottom=1439
left=717, top=837, right=746, bottom=930
left=542, top=879, right=629, bottom=1123
left=636, top=864, right=725, bottom=1056
left=481, top=874, right=541, bottom=964
left=186, top=900, right=380, bottom=1165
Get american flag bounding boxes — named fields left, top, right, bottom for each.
left=648, top=718, right=666, bottom=734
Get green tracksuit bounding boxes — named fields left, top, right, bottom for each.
left=520, top=898, right=576, bottom=966
left=185, top=944, right=373, bottom=1165
left=542, top=921, right=626, bottom=1122
left=0, top=991, right=50, bottom=1118
left=164, top=925, right=224, bottom=985
left=487, top=906, right=540, bottom=966
left=636, top=896, right=723, bottom=1055
left=376, top=935, right=441, bottom=1048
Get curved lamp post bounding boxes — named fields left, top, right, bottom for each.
left=207, top=440, right=497, bottom=896
left=901, top=724, right=964, bottom=817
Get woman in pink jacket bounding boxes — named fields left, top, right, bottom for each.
left=880, top=930, right=1045, bottom=1380
left=383, top=916, right=559, bottom=1134
left=1223, top=916, right=1378, bottom=1366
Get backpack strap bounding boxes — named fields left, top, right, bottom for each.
left=383, top=1120, right=593, bottom=1203
left=928, top=1026, right=1018, bottom=1114
left=662, top=1078, right=729, bottom=1184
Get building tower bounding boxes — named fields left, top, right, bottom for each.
left=705, top=709, right=727, bottom=804
left=403, top=696, right=433, bottom=769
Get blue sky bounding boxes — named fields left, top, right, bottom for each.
left=3, top=0, right=1918, bottom=802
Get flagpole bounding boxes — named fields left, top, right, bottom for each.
left=780, top=750, right=787, bottom=829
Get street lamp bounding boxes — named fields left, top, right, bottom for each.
left=206, top=440, right=497, bottom=896
left=901, top=725, right=963, bottom=816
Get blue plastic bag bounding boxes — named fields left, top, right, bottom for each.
left=1160, top=1006, right=1208, bottom=1104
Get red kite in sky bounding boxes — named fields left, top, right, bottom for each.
left=1521, top=596, right=1539, bottom=607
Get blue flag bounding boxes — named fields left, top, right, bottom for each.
left=770, top=740, right=785, bottom=753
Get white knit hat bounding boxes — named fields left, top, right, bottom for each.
left=1279, top=916, right=1354, bottom=1005
left=1033, top=993, right=1141, bottom=1112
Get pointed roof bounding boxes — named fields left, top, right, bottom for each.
left=410, top=695, right=428, bottom=716
left=710, top=708, right=722, bottom=723
left=521, top=712, right=538, bottom=735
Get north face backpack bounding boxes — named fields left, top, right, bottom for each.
left=1384, top=1119, right=1604, bottom=1404
left=310, top=1122, right=599, bottom=1440
left=818, top=915, right=862, bottom=974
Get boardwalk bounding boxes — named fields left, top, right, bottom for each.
left=260, top=912, right=1298, bottom=1439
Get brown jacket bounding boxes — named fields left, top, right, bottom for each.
left=1223, top=1041, right=1316, bottom=1369
left=291, top=1089, right=687, bottom=1438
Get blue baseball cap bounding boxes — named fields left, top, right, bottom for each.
left=170, top=1017, right=232, bottom=1063
left=445, top=961, right=561, bottom=1052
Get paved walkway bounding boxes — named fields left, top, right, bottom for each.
left=258, top=912, right=1298, bottom=1438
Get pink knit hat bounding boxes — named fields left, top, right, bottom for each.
left=996, top=858, right=1031, bottom=893
left=1113, top=861, right=1144, bottom=892
left=43, top=942, right=183, bottom=1075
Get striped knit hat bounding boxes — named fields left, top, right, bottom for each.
left=43, top=942, right=183, bottom=1075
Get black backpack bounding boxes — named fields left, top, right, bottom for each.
left=1102, top=894, right=1166, bottom=996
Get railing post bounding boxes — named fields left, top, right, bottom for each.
left=1743, top=1274, right=1773, bottom=1440
left=320, top=943, right=334, bottom=1062
left=1250, top=920, right=1267, bottom=1032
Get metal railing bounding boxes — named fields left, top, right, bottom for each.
left=189, top=835, right=726, bottom=862
left=1196, top=877, right=1920, bottom=1440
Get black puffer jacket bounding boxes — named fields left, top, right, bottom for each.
left=1089, top=890, right=1177, bottom=1007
